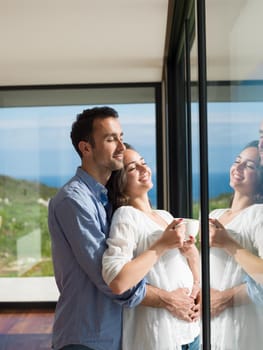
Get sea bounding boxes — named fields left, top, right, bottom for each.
left=31, top=172, right=232, bottom=207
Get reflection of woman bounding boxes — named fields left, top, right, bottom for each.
left=102, top=146, right=200, bottom=350
left=245, top=276, right=263, bottom=305
left=209, top=144, right=263, bottom=349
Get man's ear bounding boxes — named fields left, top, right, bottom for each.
left=78, top=141, right=91, bottom=155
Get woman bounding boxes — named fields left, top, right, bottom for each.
left=102, top=145, right=200, bottom=350
left=209, top=144, right=263, bottom=349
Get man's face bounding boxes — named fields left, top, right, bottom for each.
left=259, top=121, right=263, bottom=165
left=90, top=117, right=125, bottom=172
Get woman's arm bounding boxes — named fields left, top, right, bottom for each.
left=180, top=242, right=200, bottom=298
left=209, top=218, right=263, bottom=284
left=103, top=218, right=185, bottom=295
left=179, top=241, right=201, bottom=321
left=230, top=248, right=263, bottom=284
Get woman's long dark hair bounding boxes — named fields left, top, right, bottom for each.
left=106, top=143, right=134, bottom=212
left=254, top=165, right=263, bottom=203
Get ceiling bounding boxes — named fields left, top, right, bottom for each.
left=1, top=0, right=262, bottom=87
left=192, top=0, right=263, bottom=82
left=0, top=0, right=169, bottom=86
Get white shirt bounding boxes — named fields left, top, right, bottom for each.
left=209, top=204, right=263, bottom=350
left=103, top=206, right=200, bottom=350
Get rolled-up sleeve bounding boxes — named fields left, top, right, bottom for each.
left=102, top=222, right=136, bottom=285
left=245, top=275, right=263, bottom=306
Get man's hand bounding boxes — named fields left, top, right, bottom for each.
left=210, top=288, right=231, bottom=318
left=159, top=288, right=196, bottom=322
left=210, top=285, right=249, bottom=318
left=143, top=285, right=202, bottom=322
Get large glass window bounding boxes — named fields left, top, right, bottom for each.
left=0, top=86, right=157, bottom=302
left=190, top=0, right=263, bottom=348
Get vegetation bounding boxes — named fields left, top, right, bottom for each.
left=192, top=192, right=232, bottom=219
left=0, top=174, right=233, bottom=277
left=192, top=192, right=232, bottom=249
left=0, top=175, right=58, bottom=277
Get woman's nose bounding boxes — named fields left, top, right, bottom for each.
left=137, top=163, right=147, bottom=171
left=236, top=162, right=245, bottom=170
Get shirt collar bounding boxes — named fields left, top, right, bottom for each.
left=76, top=167, right=109, bottom=206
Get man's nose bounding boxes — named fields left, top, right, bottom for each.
left=117, top=139, right=125, bottom=151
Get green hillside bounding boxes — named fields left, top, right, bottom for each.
left=0, top=175, right=58, bottom=277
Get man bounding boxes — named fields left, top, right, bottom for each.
left=48, top=106, right=197, bottom=350
left=258, top=120, right=263, bottom=165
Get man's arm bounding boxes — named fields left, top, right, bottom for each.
left=141, top=284, right=196, bottom=322
left=210, top=284, right=250, bottom=318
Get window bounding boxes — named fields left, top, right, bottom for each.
left=0, top=85, right=158, bottom=302
left=202, top=0, right=263, bottom=348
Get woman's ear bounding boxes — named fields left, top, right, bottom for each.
left=78, top=141, right=91, bottom=156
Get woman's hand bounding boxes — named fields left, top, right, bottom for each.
left=209, top=218, right=233, bottom=248
left=209, top=218, right=245, bottom=259
left=190, top=288, right=201, bottom=321
left=157, top=218, right=186, bottom=250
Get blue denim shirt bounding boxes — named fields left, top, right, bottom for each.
left=48, top=167, right=146, bottom=350
left=245, top=275, right=263, bottom=306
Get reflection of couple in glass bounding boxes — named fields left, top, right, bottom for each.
left=208, top=123, right=263, bottom=349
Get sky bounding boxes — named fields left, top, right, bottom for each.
left=0, top=101, right=262, bottom=185
left=0, top=103, right=156, bottom=179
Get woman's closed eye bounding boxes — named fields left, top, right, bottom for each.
left=127, top=165, right=136, bottom=172
left=233, top=157, right=257, bottom=170
left=233, top=157, right=241, bottom=165
left=126, top=159, right=147, bottom=172
left=245, top=162, right=257, bottom=170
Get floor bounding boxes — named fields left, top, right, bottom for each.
left=0, top=308, right=54, bottom=350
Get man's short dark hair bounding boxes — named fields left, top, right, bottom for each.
left=71, top=106, right=119, bottom=158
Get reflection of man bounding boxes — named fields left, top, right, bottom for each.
left=258, top=120, right=263, bottom=165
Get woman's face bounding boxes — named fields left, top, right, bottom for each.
left=230, top=146, right=261, bottom=195
left=123, top=149, right=153, bottom=197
